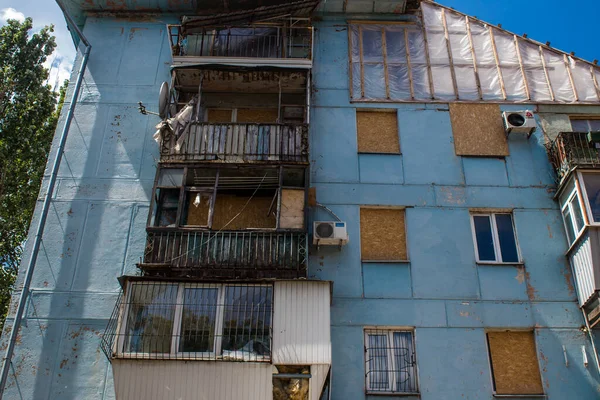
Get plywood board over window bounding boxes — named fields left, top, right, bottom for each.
left=237, top=108, right=279, bottom=123
left=207, top=108, right=233, bottom=122
left=357, top=111, right=400, bottom=154
left=450, top=103, right=509, bottom=157
left=360, top=208, right=407, bottom=261
left=212, top=193, right=276, bottom=230
left=279, top=189, right=305, bottom=229
left=487, top=331, right=544, bottom=395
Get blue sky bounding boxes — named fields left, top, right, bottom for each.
left=437, top=0, right=600, bottom=62
left=0, top=0, right=598, bottom=86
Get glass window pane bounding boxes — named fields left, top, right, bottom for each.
left=393, top=332, right=417, bottom=393
left=179, top=287, right=218, bottom=353
left=158, top=168, right=184, bottom=187
left=570, top=119, right=590, bottom=132
left=583, top=173, right=600, bottom=222
left=590, top=120, right=600, bottom=131
left=156, top=188, right=180, bottom=227
left=571, top=196, right=585, bottom=233
left=473, top=215, right=496, bottom=261
left=562, top=208, right=575, bottom=244
left=367, top=334, right=390, bottom=391
left=495, top=214, right=519, bottom=262
left=124, top=283, right=178, bottom=353
left=221, top=285, right=273, bottom=360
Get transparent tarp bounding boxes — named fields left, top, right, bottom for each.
left=348, top=2, right=600, bottom=103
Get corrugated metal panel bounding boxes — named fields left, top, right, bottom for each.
left=272, top=281, right=331, bottom=364
left=309, top=364, right=330, bottom=400
left=569, top=232, right=596, bottom=306
left=112, top=360, right=272, bottom=400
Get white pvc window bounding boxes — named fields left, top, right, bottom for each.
left=560, top=188, right=585, bottom=245
left=471, top=213, right=520, bottom=263
left=579, top=172, right=600, bottom=224
left=364, top=329, right=418, bottom=394
left=117, top=282, right=273, bottom=361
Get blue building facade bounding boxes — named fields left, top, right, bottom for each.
left=2, top=0, right=600, bottom=399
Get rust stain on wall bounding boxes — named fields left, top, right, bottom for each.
left=546, top=224, right=553, bottom=238
left=525, top=271, right=538, bottom=300
left=562, top=266, right=575, bottom=296
left=515, top=266, right=526, bottom=284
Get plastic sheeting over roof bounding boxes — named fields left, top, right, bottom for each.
left=349, top=1, right=600, bottom=103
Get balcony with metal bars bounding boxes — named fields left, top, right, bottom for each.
left=159, top=122, right=309, bottom=164
left=168, top=24, right=313, bottom=67
left=549, top=131, right=600, bottom=184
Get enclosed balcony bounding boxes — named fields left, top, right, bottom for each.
left=101, top=277, right=332, bottom=400
left=140, top=165, right=308, bottom=278
left=549, top=131, right=600, bottom=184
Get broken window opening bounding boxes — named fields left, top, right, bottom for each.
left=273, top=365, right=310, bottom=400
left=151, top=166, right=306, bottom=231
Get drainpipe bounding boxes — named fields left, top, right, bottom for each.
left=0, top=1, right=91, bottom=396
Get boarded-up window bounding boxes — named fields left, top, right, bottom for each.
left=237, top=108, right=279, bottom=123
left=357, top=111, right=400, bottom=154
left=183, top=192, right=211, bottom=226
left=487, top=331, right=544, bottom=395
left=450, top=103, right=509, bottom=156
left=360, top=208, right=407, bottom=260
left=279, top=189, right=305, bottom=229
left=207, top=108, right=233, bottom=122
left=212, top=193, right=276, bottom=230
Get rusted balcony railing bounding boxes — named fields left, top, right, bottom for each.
left=161, top=123, right=309, bottom=163
left=139, top=229, right=307, bottom=279
left=549, top=131, right=600, bottom=182
left=169, top=25, right=312, bottom=60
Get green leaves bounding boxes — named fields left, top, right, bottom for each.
left=0, top=17, right=63, bottom=330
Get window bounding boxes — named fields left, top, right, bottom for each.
left=561, top=188, right=585, bottom=244
left=471, top=213, right=520, bottom=263
left=581, top=172, right=600, bottom=223
left=118, top=282, right=273, bottom=361
left=570, top=118, right=600, bottom=132
left=449, top=103, right=509, bottom=157
left=206, top=108, right=279, bottom=123
left=356, top=111, right=400, bottom=154
left=150, top=166, right=306, bottom=230
left=486, top=331, right=544, bottom=395
left=364, top=329, right=418, bottom=394
left=360, top=208, right=407, bottom=261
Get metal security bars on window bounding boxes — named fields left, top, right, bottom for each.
left=364, top=329, right=418, bottom=394
left=101, top=281, right=273, bottom=361
left=348, top=2, right=600, bottom=103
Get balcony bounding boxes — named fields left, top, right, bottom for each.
left=549, top=131, right=600, bottom=183
left=160, top=122, right=308, bottom=163
left=169, top=24, right=313, bottom=67
left=139, top=229, right=307, bottom=279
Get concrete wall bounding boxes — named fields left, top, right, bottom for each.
left=308, top=18, right=600, bottom=399
left=0, top=16, right=173, bottom=399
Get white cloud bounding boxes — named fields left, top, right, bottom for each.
left=0, top=8, right=25, bottom=23
left=43, top=52, right=73, bottom=92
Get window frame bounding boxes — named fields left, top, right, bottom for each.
left=576, top=170, right=600, bottom=227
left=148, top=165, right=307, bottom=231
left=560, top=185, right=586, bottom=245
left=470, top=212, right=522, bottom=264
left=364, top=328, right=419, bottom=395
left=569, top=117, right=600, bottom=132
left=114, top=281, right=273, bottom=361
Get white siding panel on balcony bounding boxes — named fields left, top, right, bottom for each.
left=309, top=364, right=330, bottom=400
left=273, top=281, right=331, bottom=365
left=570, top=232, right=597, bottom=306
left=112, top=360, right=272, bottom=400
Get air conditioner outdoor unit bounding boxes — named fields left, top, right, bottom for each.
left=313, top=221, right=349, bottom=247
left=502, top=111, right=536, bottom=137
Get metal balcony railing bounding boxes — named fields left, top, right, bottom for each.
left=170, top=25, right=312, bottom=60
left=139, top=229, right=307, bottom=278
left=549, top=131, right=600, bottom=182
left=160, top=123, right=309, bottom=163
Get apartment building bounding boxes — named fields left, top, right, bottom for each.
left=1, top=0, right=600, bottom=399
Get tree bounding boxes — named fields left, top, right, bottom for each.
left=0, top=18, right=63, bottom=329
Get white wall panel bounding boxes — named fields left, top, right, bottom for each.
left=273, top=281, right=332, bottom=364
left=309, top=364, right=330, bottom=400
left=570, top=232, right=596, bottom=306
left=112, top=360, right=272, bottom=400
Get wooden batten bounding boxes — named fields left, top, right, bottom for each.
left=488, top=27, right=507, bottom=100
left=539, top=46, right=556, bottom=102
left=441, top=9, right=459, bottom=100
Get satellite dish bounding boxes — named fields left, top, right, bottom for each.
left=158, top=81, right=169, bottom=119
